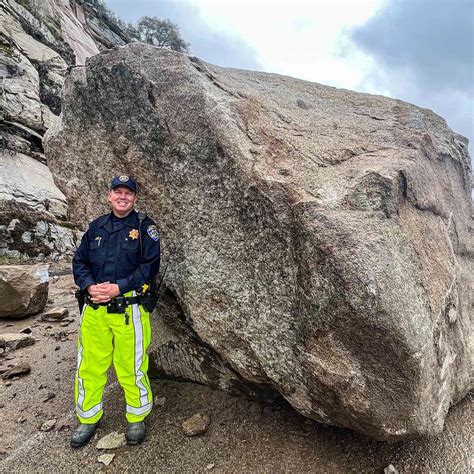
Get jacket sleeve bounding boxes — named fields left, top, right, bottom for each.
left=72, top=228, right=96, bottom=292
left=116, top=223, right=161, bottom=294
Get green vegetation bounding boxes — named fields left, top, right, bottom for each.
left=59, top=222, right=79, bottom=230
left=0, top=254, right=31, bottom=265
left=42, top=15, right=62, bottom=42
left=125, top=16, right=189, bottom=53
left=0, top=42, right=17, bottom=59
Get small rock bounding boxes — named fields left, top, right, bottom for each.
left=0, top=403, right=4, bottom=408
left=42, top=307, right=68, bottom=322
left=4, top=381, right=12, bottom=387
left=154, top=396, right=166, bottom=407
left=19, top=327, right=32, bottom=334
left=55, top=376, right=60, bottom=381
left=17, top=416, right=26, bottom=423
left=53, top=330, right=68, bottom=340
left=206, top=463, right=215, bottom=471
left=0, top=448, right=7, bottom=455
left=40, top=419, right=56, bottom=432
left=42, top=392, right=56, bottom=402
left=2, top=362, right=31, bottom=379
left=0, top=333, right=36, bottom=351
left=55, top=346, right=60, bottom=351
left=98, top=453, right=115, bottom=466
left=384, top=465, right=399, bottom=474
left=96, top=432, right=126, bottom=450
left=182, top=413, right=211, bottom=436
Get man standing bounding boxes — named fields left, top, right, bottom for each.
left=71, top=175, right=160, bottom=448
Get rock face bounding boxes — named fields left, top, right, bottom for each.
left=0, top=0, right=128, bottom=259
left=0, top=263, right=49, bottom=317
left=44, top=44, right=474, bottom=440
left=0, top=149, right=81, bottom=259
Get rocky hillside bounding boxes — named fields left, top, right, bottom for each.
left=0, top=0, right=128, bottom=260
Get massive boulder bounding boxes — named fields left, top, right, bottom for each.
left=44, top=44, right=473, bottom=440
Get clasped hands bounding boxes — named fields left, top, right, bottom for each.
left=87, top=282, right=120, bottom=303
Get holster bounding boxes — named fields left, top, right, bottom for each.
left=140, top=280, right=159, bottom=313
left=141, top=292, right=158, bottom=313
left=75, top=289, right=85, bottom=314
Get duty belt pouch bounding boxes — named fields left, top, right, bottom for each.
left=107, top=297, right=126, bottom=314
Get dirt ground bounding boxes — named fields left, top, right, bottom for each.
left=0, top=264, right=472, bottom=473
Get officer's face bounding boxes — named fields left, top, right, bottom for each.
left=108, top=186, right=137, bottom=217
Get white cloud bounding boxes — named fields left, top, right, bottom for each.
left=190, top=0, right=386, bottom=89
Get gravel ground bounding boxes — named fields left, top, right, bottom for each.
left=0, top=266, right=472, bottom=473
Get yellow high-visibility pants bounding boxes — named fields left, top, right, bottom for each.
left=74, top=293, right=153, bottom=424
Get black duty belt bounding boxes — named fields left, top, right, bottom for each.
left=85, top=295, right=142, bottom=314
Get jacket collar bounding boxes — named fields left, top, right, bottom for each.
left=101, top=209, right=138, bottom=234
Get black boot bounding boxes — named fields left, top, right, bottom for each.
left=70, top=422, right=99, bottom=448
left=125, top=421, right=146, bottom=445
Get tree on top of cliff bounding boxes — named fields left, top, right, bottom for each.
left=125, top=16, right=189, bottom=53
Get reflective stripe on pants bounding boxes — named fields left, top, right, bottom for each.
left=74, top=292, right=153, bottom=424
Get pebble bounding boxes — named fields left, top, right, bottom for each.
left=19, top=327, right=32, bottom=334
left=42, top=392, right=56, bottom=402
left=17, top=416, right=26, bottom=424
left=384, top=465, right=399, bottom=474
left=96, top=432, right=126, bottom=450
left=182, top=413, right=211, bottom=436
left=98, top=453, right=115, bottom=466
left=154, top=396, right=166, bottom=407
left=206, top=463, right=215, bottom=471
left=40, top=419, right=56, bottom=432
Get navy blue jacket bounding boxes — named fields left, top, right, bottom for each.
left=73, top=210, right=160, bottom=295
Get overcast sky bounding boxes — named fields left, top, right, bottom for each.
left=107, top=0, right=473, bottom=154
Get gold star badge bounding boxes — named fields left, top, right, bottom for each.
left=129, top=229, right=139, bottom=240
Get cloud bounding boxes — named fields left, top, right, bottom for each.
left=348, top=0, right=473, bottom=144
left=106, top=0, right=263, bottom=70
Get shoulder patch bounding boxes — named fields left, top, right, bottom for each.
left=147, top=225, right=160, bottom=241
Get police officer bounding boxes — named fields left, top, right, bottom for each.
left=70, top=175, right=160, bottom=448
